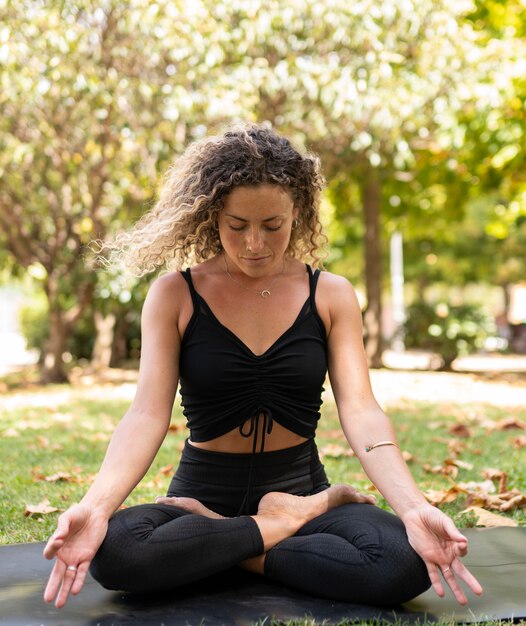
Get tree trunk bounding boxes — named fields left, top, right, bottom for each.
left=40, top=308, right=70, bottom=383
left=110, top=314, right=129, bottom=367
left=40, top=275, right=94, bottom=384
left=91, top=311, right=116, bottom=370
left=360, top=166, right=383, bottom=368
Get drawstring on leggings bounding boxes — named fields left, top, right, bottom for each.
left=236, top=411, right=274, bottom=516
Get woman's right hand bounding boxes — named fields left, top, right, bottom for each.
left=43, top=503, right=109, bottom=608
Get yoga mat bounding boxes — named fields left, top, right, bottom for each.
left=0, top=528, right=525, bottom=625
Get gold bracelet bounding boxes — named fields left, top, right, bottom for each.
left=365, top=441, right=399, bottom=453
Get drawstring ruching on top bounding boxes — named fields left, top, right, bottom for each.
left=236, top=411, right=274, bottom=516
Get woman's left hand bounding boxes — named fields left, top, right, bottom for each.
left=401, top=505, right=483, bottom=605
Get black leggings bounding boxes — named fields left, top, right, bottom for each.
left=90, top=440, right=430, bottom=606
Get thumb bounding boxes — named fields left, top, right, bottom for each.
left=43, top=514, right=72, bottom=559
left=54, top=512, right=73, bottom=540
left=442, top=515, right=468, bottom=548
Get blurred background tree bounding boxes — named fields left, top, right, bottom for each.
left=0, top=0, right=524, bottom=381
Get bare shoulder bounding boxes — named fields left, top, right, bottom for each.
left=317, top=270, right=362, bottom=318
left=142, top=271, right=190, bottom=321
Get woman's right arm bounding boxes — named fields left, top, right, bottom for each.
left=43, top=273, right=185, bottom=606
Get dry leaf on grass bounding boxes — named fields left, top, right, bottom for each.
left=24, top=498, right=60, bottom=517
left=447, top=438, right=467, bottom=458
left=462, top=506, right=518, bottom=527
left=319, top=444, right=354, bottom=459
left=481, top=468, right=508, bottom=493
left=168, top=422, right=184, bottom=433
left=3, top=428, right=20, bottom=437
left=158, top=464, right=174, bottom=476
left=423, top=458, right=472, bottom=479
left=494, top=417, right=526, bottom=431
left=466, top=488, right=526, bottom=512
left=44, top=472, right=78, bottom=483
left=424, top=485, right=466, bottom=506
left=510, top=435, right=526, bottom=449
left=457, top=479, right=496, bottom=494
left=32, top=467, right=84, bottom=484
left=447, top=424, right=472, bottom=438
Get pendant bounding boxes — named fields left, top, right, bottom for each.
left=260, top=290, right=271, bottom=298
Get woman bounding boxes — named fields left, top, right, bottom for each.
left=43, top=124, right=482, bottom=609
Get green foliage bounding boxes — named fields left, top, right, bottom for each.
left=403, top=301, right=496, bottom=368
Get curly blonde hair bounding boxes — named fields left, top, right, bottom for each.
left=104, top=123, right=327, bottom=275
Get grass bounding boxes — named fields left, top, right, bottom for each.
left=0, top=368, right=525, bottom=626
left=1, top=369, right=525, bottom=540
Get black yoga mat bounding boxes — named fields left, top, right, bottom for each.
left=0, top=528, right=525, bottom=625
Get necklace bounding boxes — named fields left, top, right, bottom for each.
left=223, top=255, right=285, bottom=298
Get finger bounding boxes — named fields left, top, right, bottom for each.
left=356, top=492, right=376, bottom=504
left=425, top=562, right=445, bottom=598
left=155, top=496, right=173, bottom=504
left=442, top=516, right=469, bottom=547
left=441, top=565, right=468, bottom=605
left=454, top=536, right=469, bottom=558
left=43, top=517, right=71, bottom=559
left=451, top=559, right=483, bottom=597
left=55, top=564, right=78, bottom=609
left=70, top=561, right=90, bottom=596
left=43, top=560, right=66, bottom=604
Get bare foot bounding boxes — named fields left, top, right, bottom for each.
left=155, top=496, right=225, bottom=519
left=253, top=484, right=374, bottom=551
left=258, top=484, right=373, bottom=526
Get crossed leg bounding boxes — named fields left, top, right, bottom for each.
left=89, top=485, right=364, bottom=594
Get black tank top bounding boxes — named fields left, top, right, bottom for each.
left=178, top=265, right=328, bottom=444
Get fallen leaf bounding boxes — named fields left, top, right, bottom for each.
left=463, top=506, right=517, bottom=527
left=319, top=444, right=354, bottom=459
left=458, top=479, right=496, bottom=494
left=402, top=450, right=413, bottom=462
left=495, top=417, right=526, bottom=431
left=3, top=428, right=20, bottom=437
left=447, top=439, right=467, bottom=457
left=92, top=432, right=110, bottom=442
left=168, top=422, right=184, bottom=433
left=45, top=472, right=77, bottom=483
left=481, top=468, right=508, bottom=493
left=451, top=459, right=474, bottom=470
left=447, top=424, right=471, bottom=438
left=423, top=461, right=458, bottom=478
left=31, top=467, right=46, bottom=482
left=424, top=485, right=466, bottom=506
left=465, top=488, right=526, bottom=512
left=158, top=464, right=174, bottom=476
left=511, top=435, right=526, bottom=449
left=24, top=498, right=60, bottom=517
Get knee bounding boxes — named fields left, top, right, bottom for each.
left=372, top=539, right=431, bottom=605
left=89, top=514, right=145, bottom=592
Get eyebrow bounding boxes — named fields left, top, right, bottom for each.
left=224, top=213, right=287, bottom=222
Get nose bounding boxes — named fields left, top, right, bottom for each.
left=245, top=226, right=265, bottom=253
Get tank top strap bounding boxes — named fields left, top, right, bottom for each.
left=306, top=264, right=321, bottom=312
left=180, top=268, right=200, bottom=312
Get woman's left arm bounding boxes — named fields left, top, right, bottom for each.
left=321, top=273, right=482, bottom=604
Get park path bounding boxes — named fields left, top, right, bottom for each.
left=1, top=357, right=525, bottom=412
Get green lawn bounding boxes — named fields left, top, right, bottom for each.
left=1, top=370, right=525, bottom=626
left=1, top=375, right=525, bottom=541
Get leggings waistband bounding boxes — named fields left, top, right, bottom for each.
left=167, top=438, right=330, bottom=516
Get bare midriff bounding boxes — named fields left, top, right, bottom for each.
left=188, top=417, right=308, bottom=453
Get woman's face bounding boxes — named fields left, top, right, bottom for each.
left=218, top=184, right=298, bottom=277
